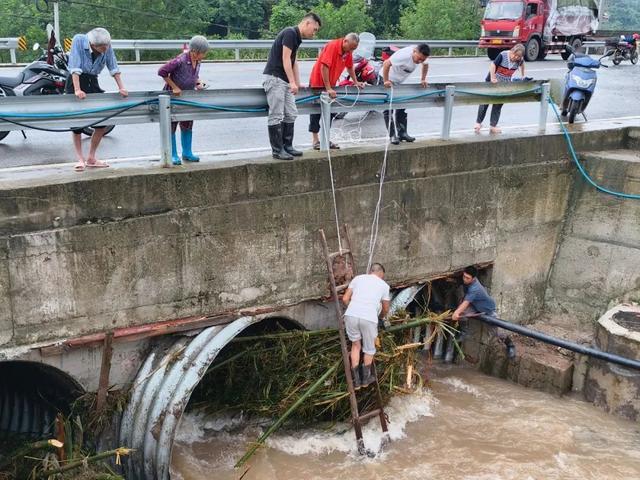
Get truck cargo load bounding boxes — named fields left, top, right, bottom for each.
left=544, top=0, right=599, bottom=39
left=598, top=0, right=640, bottom=35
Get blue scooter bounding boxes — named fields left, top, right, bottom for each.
left=561, top=46, right=613, bottom=124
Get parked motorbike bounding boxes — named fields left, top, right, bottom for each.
left=560, top=45, right=613, bottom=124
left=0, top=43, right=114, bottom=142
left=606, top=34, right=639, bottom=66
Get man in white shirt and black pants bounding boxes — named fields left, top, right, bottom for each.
left=381, top=43, right=430, bottom=144
left=342, top=263, right=391, bottom=388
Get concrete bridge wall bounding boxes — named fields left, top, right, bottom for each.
left=0, top=128, right=629, bottom=355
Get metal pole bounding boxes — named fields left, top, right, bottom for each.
left=538, top=82, right=550, bottom=133
left=319, top=92, right=331, bottom=151
left=135, top=49, right=141, bottom=63
left=448, top=46, right=453, bottom=57
left=441, top=85, right=455, bottom=140
left=235, top=48, right=240, bottom=60
left=10, top=48, right=16, bottom=65
left=158, top=94, right=173, bottom=167
left=53, top=1, right=61, bottom=47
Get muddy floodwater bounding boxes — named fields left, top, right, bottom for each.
left=171, top=365, right=640, bottom=480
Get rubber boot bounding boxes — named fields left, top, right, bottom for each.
left=268, top=124, right=293, bottom=160
left=383, top=110, right=399, bottom=145
left=351, top=367, right=362, bottom=391
left=396, top=110, right=415, bottom=142
left=360, top=363, right=376, bottom=388
left=181, top=129, right=200, bottom=162
left=282, top=122, right=303, bottom=157
left=171, top=132, right=181, bottom=165
left=505, top=337, right=516, bottom=360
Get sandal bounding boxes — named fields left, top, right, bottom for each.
left=74, top=163, right=85, bottom=172
left=313, top=141, right=340, bottom=150
left=86, top=160, right=110, bottom=168
left=313, top=142, right=320, bottom=150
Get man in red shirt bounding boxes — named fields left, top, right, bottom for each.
left=309, top=33, right=364, bottom=149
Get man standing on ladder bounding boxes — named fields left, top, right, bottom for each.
left=381, top=43, right=431, bottom=145
left=342, top=263, right=391, bottom=388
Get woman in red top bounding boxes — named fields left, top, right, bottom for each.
left=308, top=33, right=363, bottom=149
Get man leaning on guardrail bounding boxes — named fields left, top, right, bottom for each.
left=67, top=27, right=128, bottom=171
left=263, top=12, right=322, bottom=160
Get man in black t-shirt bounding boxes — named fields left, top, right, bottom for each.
left=263, top=12, right=321, bottom=160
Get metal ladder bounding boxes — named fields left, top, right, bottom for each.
left=319, top=225, right=389, bottom=456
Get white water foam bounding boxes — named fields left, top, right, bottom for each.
left=175, top=410, right=255, bottom=445
left=267, top=389, right=437, bottom=457
left=434, top=376, right=484, bottom=397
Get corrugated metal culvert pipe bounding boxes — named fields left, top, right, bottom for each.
left=0, top=361, right=84, bottom=444
left=120, top=316, right=260, bottom=480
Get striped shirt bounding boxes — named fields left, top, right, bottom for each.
left=485, top=51, right=523, bottom=83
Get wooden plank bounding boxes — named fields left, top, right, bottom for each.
left=95, top=332, right=114, bottom=413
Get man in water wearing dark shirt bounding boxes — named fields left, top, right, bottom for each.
left=453, top=265, right=516, bottom=359
left=263, top=12, right=322, bottom=160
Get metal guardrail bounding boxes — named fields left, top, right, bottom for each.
left=109, top=39, right=481, bottom=62
left=0, top=38, right=19, bottom=65
left=0, top=81, right=549, bottom=167
left=0, top=37, right=608, bottom=64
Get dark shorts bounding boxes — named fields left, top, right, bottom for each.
left=65, top=74, right=104, bottom=134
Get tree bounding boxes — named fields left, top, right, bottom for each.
left=400, top=0, right=481, bottom=40
left=269, top=0, right=305, bottom=34
left=314, top=0, right=375, bottom=39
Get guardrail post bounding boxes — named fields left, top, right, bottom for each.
left=10, top=48, right=16, bottom=65
left=319, top=93, right=331, bottom=151
left=448, top=47, right=453, bottom=57
left=135, top=49, right=141, bottom=63
left=235, top=48, right=240, bottom=60
left=159, top=94, right=173, bottom=167
left=441, top=85, right=455, bottom=140
left=538, top=82, right=550, bottom=133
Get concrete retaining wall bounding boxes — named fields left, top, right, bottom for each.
left=0, top=128, right=628, bottom=348
left=545, top=133, right=640, bottom=328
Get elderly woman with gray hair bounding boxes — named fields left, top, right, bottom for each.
left=67, top=27, right=128, bottom=171
left=158, top=35, right=210, bottom=165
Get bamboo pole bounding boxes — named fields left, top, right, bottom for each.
left=234, top=361, right=340, bottom=468
left=35, top=448, right=132, bottom=479
left=0, top=440, right=63, bottom=471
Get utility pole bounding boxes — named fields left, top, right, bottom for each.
left=53, top=1, right=60, bottom=46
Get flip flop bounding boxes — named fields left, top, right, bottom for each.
left=86, top=160, right=110, bottom=168
left=74, top=163, right=85, bottom=172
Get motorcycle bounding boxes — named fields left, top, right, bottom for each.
left=0, top=42, right=114, bottom=142
left=606, top=34, right=639, bottom=66
left=560, top=45, right=613, bottom=124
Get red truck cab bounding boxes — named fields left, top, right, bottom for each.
left=479, top=0, right=548, bottom=61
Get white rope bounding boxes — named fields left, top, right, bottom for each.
left=320, top=85, right=394, bottom=262
left=366, top=86, right=393, bottom=273
left=321, top=94, right=343, bottom=253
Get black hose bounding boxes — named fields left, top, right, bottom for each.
left=475, top=314, right=640, bottom=372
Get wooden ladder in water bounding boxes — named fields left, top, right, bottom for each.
left=319, top=225, right=389, bottom=456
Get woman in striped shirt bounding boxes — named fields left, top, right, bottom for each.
left=474, top=44, right=525, bottom=134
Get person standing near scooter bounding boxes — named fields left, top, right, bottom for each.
left=263, top=13, right=322, bottom=160
left=474, top=44, right=525, bottom=135
left=381, top=43, right=430, bottom=145
left=67, top=28, right=128, bottom=171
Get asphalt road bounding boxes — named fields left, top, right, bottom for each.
left=0, top=55, right=638, bottom=168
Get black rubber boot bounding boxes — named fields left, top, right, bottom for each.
left=351, top=367, right=362, bottom=390
left=360, top=363, right=376, bottom=387
left=268, top=124, right=293, bottom=160
left=282, top=122, right=303, bottom=157
left=505, top=337, right=516, bottom=360
left=383, top=110, right=400, bottom=145
left=396, top=110, right=415, bottom=142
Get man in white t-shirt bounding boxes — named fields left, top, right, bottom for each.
left=342, top=263, right=391, bottom=388
left=381, top=43, right=430, bottom=144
